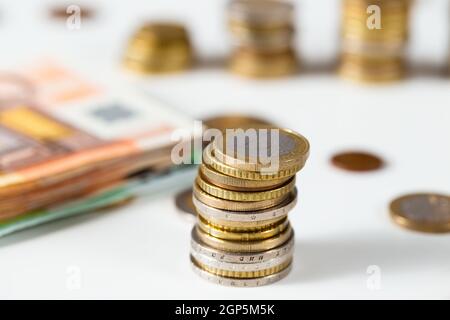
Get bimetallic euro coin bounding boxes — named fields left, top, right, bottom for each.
left=213, top=128, right=309, bottom=174
left=390, top=193, right=450, bottom=233
left=191, top=227, right=295, bottom=264
left=193, top=189, right=297, bottom=223
left=191, top=258, right=292, bottom=287
left=196, top=173, right=295, bottom=202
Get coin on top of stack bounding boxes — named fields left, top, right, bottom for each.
left=123, top=22, right=192, bottom=74
left=339, top=0, right=411, bottom=83
left=190, top=127, right=309, bottom=287
left=227, top=0, right=298, bottom=78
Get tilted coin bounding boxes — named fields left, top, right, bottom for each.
left=213, top=128, right=310, bottom=173
left=200, top=164, right=291, bottom=191
left=390, top=193, right=450, bottom=233
left=331, top=151, right=384, bottom=172
left=193, top=182, right=290, bottom=211
left=196, top=173, right=295, bottom=202
left=191, top=258, right=292, bottom=287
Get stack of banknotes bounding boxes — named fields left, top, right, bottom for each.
left=0, top=60, right=197, bottom=237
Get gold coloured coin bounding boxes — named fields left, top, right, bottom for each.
left=193, top=182, right=290, bottom=212
left=195, top=223, right=293, bottom=252
left=123, top=22, right=192, bottom=74
left=196, top=173, right=295, bottom=202
left=197, top=214, right=287, bottom=232
left=390, top=193, right=450, bottom=233
left=197, top=215, right=289, bottom=241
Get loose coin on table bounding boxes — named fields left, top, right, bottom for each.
left=331, top=151, right=384, bottom=172
left=390, top=193, right=450, bottom=233
left=174, top=188, right=196, bottom=223
left=49, top=5, right=96, bottom=20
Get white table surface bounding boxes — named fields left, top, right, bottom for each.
left=0, top=0, right=449, bottom=299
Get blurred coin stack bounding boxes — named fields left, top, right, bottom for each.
left=123, top=22, right=192, bottom=74
left=190, top=128, right=309, bottom=286
left=228, top=0, right=298, bottom=78
left=339, top=0, right=411, bottom=82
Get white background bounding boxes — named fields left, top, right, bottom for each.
left=0, top=0, right=449, bottom=299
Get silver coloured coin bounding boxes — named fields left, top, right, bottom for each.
left=190, top=227, right=295, bottom=264
left=191, top=260, right=292, bottom=287
left=192, top=189, right=297, bottom=222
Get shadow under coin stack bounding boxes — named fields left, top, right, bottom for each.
left=123, top=23, right=192, bottom=74
left=190, top=128, right=309, bottom=286
left=339, top=0, right=411, bottom=83
left=228, top=0, right=297, bottom=78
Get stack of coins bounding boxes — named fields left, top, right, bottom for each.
left=227, top=0, right=298, bottom=78
left=123, top=22, right=192, bottom=74
left=339, top=0, right=411, bottom=83
left=190, top=128, right=309, bottom=286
